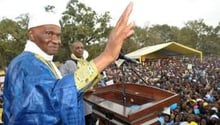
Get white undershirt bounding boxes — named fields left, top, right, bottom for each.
left=24, top=40, right=62, bottom=78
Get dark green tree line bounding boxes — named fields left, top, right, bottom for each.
left=58, top=0, right=112, bottom=61
left=0, top=1, right=220, bottom=68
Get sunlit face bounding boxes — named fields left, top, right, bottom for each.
left=71, top=42, right=84, bottom=58
left=28, top=24, right=61, bottom=55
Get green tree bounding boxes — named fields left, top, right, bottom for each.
left=206, top=22, right=220, bottom=56
left=56, top=0, right=111, bottom=61
left=179, top=19, right=219, bottom=55
left=132, top=26, right=150, bottom=47
left=0, top=16, right=28, bottom=67
left=146, top=24, right=179, bottom=45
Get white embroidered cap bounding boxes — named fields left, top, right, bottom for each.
left=28, top=11, right=60, bottom=29
left=162, top=107, right=170, bottom=115
left=210, top=114, right=219, bottom=120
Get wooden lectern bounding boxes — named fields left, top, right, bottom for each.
left=84, top=84, right=179, bottom=125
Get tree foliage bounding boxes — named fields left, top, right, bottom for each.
left=56, top=0, right=111, bottom=61
left=0, top=16, right=27, bottom=67
left=0, top=1, right=220, bottom=68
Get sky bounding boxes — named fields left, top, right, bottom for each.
left=0, top=0, right=219, bottom=28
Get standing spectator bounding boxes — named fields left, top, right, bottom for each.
left=59, top=41, right=97, bottom=125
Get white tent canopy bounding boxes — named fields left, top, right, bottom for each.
left=125, top=42, right=203, bottom=61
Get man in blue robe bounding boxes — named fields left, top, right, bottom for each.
left=3, top=2, right=134, bottom=125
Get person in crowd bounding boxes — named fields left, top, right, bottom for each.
left=59, top=41, right=85, bottom=76
left=3, top=2, right=134, bottom=124
left=59, top=41, right=97, bottom=125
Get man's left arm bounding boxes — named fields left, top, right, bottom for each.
left=74, top=60, right=101, bottom=92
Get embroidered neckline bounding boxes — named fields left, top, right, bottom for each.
left=35, top=54, right=60, bottom=79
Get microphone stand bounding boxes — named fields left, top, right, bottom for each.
left=120, top=61, right=149, bottom=106
left=124, top=61, right=148, bottom=86
left=121, top=63, right=127, bottom=106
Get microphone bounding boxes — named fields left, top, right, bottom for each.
left=118, top=53, right=139, bottom=64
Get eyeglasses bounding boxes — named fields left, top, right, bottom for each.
left=44, top=30, right=61, bottom=40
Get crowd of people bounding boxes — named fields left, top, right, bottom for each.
left=0, top=68, right=4, bottom=124
left=0, top=1, right=219, bottom=124
left=100, top=56, right=220, bottom=125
